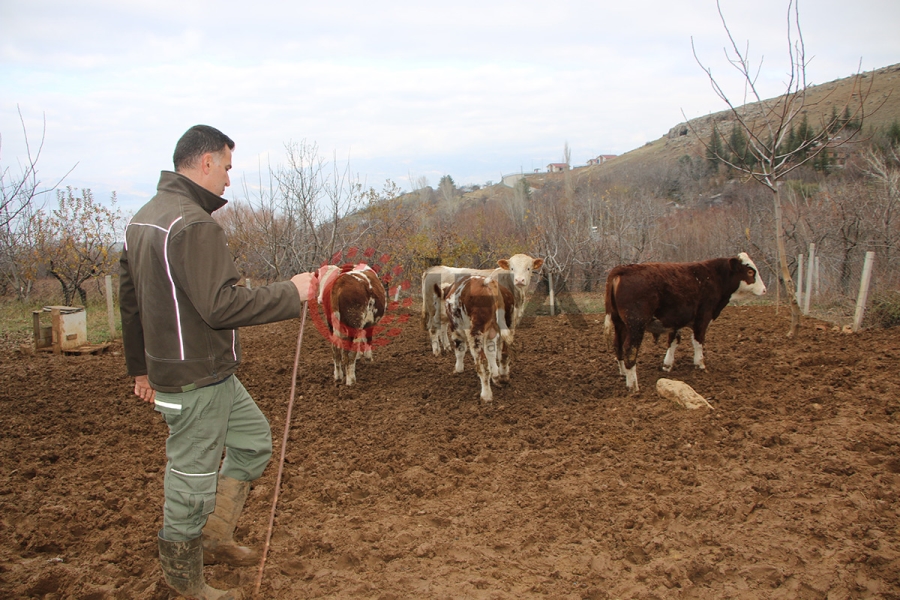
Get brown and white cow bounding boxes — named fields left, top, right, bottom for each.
left=438, top=274, right=515, bottom=402
left=317, top=263, right=386, bottom=386
left=603, top=252, right=767, bottom=393
left=421, top=253, right=544, bottom=356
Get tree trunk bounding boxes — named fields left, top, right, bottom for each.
left=773, top=184, right=801, bottom=337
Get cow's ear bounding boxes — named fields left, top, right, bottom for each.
left=730, top=257, right=741, bottom=271
left=498, top=259, right=510, bottom=270
left=532, top=258, right=544, bottom=270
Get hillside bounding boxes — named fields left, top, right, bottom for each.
left=452, top=63, right=900, bottom=202
left=570, top=62, right=900, bottom=189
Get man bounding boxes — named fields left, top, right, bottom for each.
left=120, top=125, right=316, bottom=600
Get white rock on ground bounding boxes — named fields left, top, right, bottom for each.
left=656, top=378, right=714, bottom=410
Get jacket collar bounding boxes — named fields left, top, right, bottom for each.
left=157, top=171, right=228, bottom=214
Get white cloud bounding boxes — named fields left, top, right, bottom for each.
left=2, top=0, right=898, bottom=213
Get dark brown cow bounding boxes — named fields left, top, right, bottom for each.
left=317, top=263, right=386, bottom=386
left=603, top=252, right=767, bottom=392
left=438, top=274, right=515, bottom=402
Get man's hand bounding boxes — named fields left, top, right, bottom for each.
left=133, top=375, right=156, bottom=404
left=291, top=271, right=317, bottom=303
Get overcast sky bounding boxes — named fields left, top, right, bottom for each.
left=2, top=0, right=898, bottom=214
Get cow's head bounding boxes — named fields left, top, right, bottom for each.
left=497, top=254, right=544, bottom=289
left=733, top=252, right=767, bottom=297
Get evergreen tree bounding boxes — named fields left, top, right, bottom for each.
left=795, top=113, right=814, bottom=160
left=706, top=127, right=724, bottom=173
left=729, top=122, right=749, bottom=166
left=888, top=120, right=900, bottom=149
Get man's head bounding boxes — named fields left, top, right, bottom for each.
left=173, top=125, right=235, bottom=196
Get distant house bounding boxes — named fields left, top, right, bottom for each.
left=547, top=163, right=569, bottom=173
left=587, top=154, right=617, bottom=166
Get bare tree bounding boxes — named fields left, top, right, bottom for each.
left=0, top=109, right=74, bottom=299
left=34, top=187, right=122, bottom=306
left=218, top=158, right=295, bottom=283
left=690, top=0, right=872, bottom=336
left=863, top=148, right=900, bottom=270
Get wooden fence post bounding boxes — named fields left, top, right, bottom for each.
left=852, top=251, right=876, bottom=333
left=548, top=272, right=556, bottom=316
left=803, top=243, right=815, bottom=315
left=105, top=275, right=116, bottom=341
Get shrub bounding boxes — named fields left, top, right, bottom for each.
left=865, top=291, right=900, bottom=329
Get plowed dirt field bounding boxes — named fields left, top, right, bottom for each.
left=1, top=304, right=899, bottom=599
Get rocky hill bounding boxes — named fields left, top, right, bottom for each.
left=571, top=62, right=900, bottom=187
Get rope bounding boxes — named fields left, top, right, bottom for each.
left=253, top=302, right=308, bottom=598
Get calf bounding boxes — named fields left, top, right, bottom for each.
left=439, top=274, right=514, bottom=402
left=421, top=253, right=543, bottom=356
left=603, top=252, right=766, bottom=392
left=318, top=263, right=386, bottom=386
left=421, top=266, right=494, bottom=355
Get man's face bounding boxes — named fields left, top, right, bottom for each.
left=203, top=146, right=232, bottom=196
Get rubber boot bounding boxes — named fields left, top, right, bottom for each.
left=158, top=532, right=242, bottom=600
left=202, top=475, right=258, bottom=566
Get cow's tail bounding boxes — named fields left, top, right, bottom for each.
left=421, top=273, right=436, bottom=331
left=603, top=275, right=619, bottom=352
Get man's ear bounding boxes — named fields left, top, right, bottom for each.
left=200, top=152, right=215, bottom=174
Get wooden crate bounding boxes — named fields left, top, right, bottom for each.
left=32, top=306, right=88, bottom=353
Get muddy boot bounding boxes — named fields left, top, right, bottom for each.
left=158, top=532, right=242, bottom=600
left=202, top=475, right=258, bottom=566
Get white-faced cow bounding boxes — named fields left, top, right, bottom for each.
left=317, top=263, right=386, bottom=386
left=421, top=253, right=544, bottom=357
left=438, top=274, right=515, bottom=402
left=603, top=252, right=767, bottom=393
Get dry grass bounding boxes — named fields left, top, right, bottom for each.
left=0, top=277, right=120, bottom=352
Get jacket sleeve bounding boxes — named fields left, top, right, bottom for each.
left=118, top=244, right=148, bottom=376
left=167, top=220, right=303, bottom=329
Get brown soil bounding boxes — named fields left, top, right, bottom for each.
left=1, top=305, right=899, bottom=599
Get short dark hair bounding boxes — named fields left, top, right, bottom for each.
left=172, top=125, right=235, bottom=171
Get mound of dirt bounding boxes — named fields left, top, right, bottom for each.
left=1, top=305, right=898, bottom=599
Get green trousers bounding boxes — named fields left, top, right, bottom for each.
left=154, top=375, right=272, bottom=541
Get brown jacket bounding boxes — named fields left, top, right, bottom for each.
left=119, top=171, right=301, bottom=392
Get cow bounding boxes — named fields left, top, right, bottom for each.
left=438, top=274, right=515, bottom=402
left=317, top=263, right=386, bottom=386
left=603, top=252, right=767, bottom=393
left=422, top=266, right=495, bottom=355
left=421, top=253, right=544, bottom=356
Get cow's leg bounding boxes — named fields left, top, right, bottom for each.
left=331, top=344, right=343, bottom=383
left=429, top=325, right=442, bottom=355
left=662, top=330, right=679, bottom=372
left=622, top=322, right=645, bottom=393
left=611, top=317, right=628, bottom=378
left=440, top=322, right=452, bottom=353
left=363, top=328, right=375, bottom=362
left=469, top=334, right=493, bottom=402
left=485, top=333, right=501, bottom=385
left=343, top=347, right=359, bottom=386
left=497, top=339, right=511, bottom=384
left=430, top=329, right=440, bottom=355
left=691, top=330, right=706, bottom=370
left=451, top=333, right=466, bottom=373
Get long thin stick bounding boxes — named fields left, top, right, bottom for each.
left=253, top=303, right=308, bottom=598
